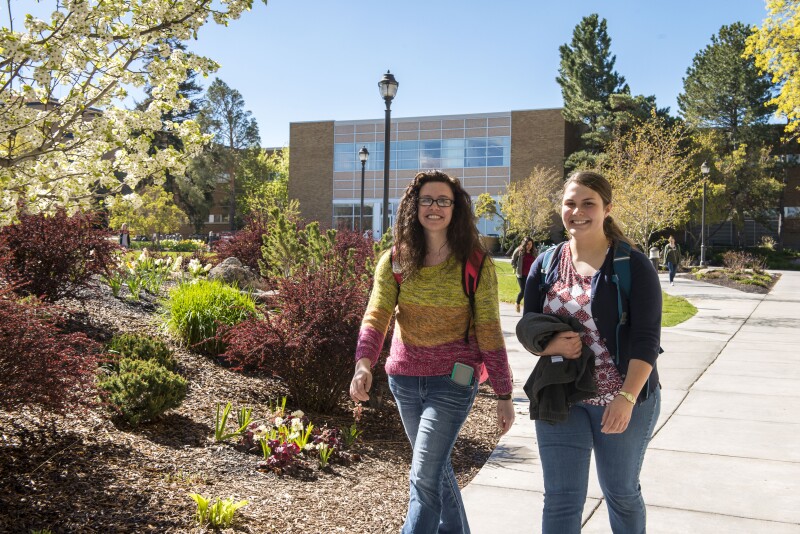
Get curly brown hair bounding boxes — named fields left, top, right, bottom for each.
left=393, top=171, right=485, bottom=280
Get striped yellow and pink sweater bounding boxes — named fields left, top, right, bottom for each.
left=355, top=251, right=512, bottom=396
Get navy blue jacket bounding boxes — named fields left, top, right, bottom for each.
left=523, top=242, right=661, bottom=402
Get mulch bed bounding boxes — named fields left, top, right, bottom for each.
left=678, top=269, right=781, bottom=294
left=0, top=281, right=501, bottom=533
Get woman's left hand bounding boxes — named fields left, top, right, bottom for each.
left=497, top=399, right=515, bottom=435
left=600, top=396, right=634, bottom=434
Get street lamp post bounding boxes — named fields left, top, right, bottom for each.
left=700, top=161, right=710, bottom=267
left=378, top=71, right=398, bottom=235
left=358, top=146, right=369, bottom=234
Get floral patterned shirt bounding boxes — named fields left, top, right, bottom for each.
left=542, top=245, right=623, bottom=406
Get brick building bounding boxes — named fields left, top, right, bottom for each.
left=288, top=108, right=578, bottom=238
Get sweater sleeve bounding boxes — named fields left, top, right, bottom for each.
left=354, top=251, right=398, bottom=367
left=473, top=259, right=512, bottom=395
left=628, top=251, right=662, bottom=365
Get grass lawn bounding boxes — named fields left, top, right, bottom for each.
left=494, top=259, right=697, bottom=327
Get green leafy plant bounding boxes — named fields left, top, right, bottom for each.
left=188, top=493, right=248, bottom=528
left=342, top=423, right=362, bottom=448
left=107, top=333, right=176, bottom=371
left=292, top=422, right=314, bottom=449
left=98, top=358, right=187, bottom=427
left=165, top=278, right=257, bottom=355
left=259, top=438, right=272, bottom=459
left=213, top=402, right=252, bottom=442
left=237, top=406, right=253, bottom=431
left=30, top=529, right=53, bottom=534
left=101, top=267, right=125, bottom=298
left=317, top=443, right=334, bottom=468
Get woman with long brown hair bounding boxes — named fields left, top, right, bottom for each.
left=351, top=170, right=514, bottom=533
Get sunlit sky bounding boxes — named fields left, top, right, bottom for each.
left=7, top=1, right=771, bottom=148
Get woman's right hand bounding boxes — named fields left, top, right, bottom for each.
left=539, top=331, right=582, bottom=359
left=349, top=358, right=373, bottom=402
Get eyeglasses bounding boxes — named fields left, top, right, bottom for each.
left=418, top=197, right=454, bottom=208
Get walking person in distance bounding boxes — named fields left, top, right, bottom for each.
left=511, top=236, right=537, bottom=314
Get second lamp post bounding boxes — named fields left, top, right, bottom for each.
left=378, top=71, right=398, bottom=235
left=700, top=161, right=710, bottom=266
left=358, top=145, right=369, bottom=234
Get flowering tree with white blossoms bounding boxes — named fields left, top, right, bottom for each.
left=0, top=0, right=267, bottom=225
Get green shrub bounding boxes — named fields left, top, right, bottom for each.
left=99, top=358, right=187, bottom=427
left=165, top=279, right=257, bottom=355
left=172, top=239, right=207, bottom=253
left=107, top=333, right=176, bottom=371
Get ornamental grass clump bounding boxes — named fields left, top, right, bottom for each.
left=165, top=278, right=257, bottom=355
left=98, top=358, right=187, bottom=427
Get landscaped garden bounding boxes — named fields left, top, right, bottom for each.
left=0, top=209, right=501, bottom=533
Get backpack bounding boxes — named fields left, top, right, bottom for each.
left=390, top=246, right=486, bottom=345
left=538, top=241, right=632, bottom=364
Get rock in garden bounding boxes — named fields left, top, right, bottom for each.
left=208, top=257, right=265, bottom=290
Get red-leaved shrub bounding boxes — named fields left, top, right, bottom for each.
left=213, top=214, right=270, bottom=272
left=0, top=208, right=118, bottom=301
left=0, top=293, right=100, bottom=413
left=221, top=249, right=371, bottom=413
left=333, top=229, right=374, bottom=279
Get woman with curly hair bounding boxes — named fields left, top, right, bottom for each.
left=351, top=170, right=514, bottom=534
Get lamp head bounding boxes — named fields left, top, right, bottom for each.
left=378, top=71, right=399, bottom=101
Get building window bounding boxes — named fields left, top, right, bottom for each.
left=333, top=204, right=374, bottom=231
left=333, top=136, right=510, bottom=172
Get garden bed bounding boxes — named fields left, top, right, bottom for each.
left=680, top=268, right=780, bottom=294
left=0, top=280, right=501, bottom=533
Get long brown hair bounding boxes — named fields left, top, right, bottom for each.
left=563, top=171, right=633, bottom=247
left=393, top=171, right=485, bottom=280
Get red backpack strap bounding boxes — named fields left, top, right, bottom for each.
left=461, top=250, right=486, bottom=343
left=390, top=246, right=403, bottom=285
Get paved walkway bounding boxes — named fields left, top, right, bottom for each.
left=462, top=270, right=800, bottom=533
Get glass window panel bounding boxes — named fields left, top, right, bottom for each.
left=335, top=143, right=354, bottom=154
left=334, top=205, right=353, bottom=217
left=420, top=140, right=441, bottom=151
left=465, top=157, right=486, bottom=168
left=487, top=145, right=504, bottom=158
left=334, top=161, right=356, bottom=172
left=486, top=156, right=504, bottom=167
left=487, top=136, right=509, bottom=148
left=398, top=140, right=419, bottom=151
left=466, top=138, right=487, bottom=148
left=503, top=154, right=511, bottom=166
left=466, top=146, right=486, bottom=158
left=442, top=157, right=463, bottom=168
left=419, top=156, right=441, bottom=168
left=442, top=138, right=464, bottom=150
left=398, top=159, right=418, bottom=170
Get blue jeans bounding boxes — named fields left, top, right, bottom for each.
left=535, top=387, right=661, bottom=534
left=666, top=262, right=677, bottom=283
left=389, top=374, right=479, bottom=534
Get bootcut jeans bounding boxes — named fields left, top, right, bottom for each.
left=535, top=387, right=661, bottom=534
left=388, top=374, right=479, bottom=534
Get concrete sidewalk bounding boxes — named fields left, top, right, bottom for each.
left=462, top=270, right=800, bottom=533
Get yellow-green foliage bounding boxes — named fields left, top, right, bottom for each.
left=189, top=494, right=248, bottom=528
left=107, top=333, right=176, bottom=371
left=109, top=184, right=187, bottom=238
left=165, top=279, right=257, bottom=355
left=98, top=358, right=187, bottom=427
left=501, top=166, right=562, bottom=241
left=747, top=1, right=800, bottom=139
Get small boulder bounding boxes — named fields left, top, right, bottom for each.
left=208, top=257, right=265, bottom=290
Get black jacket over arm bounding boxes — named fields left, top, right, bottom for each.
left=517, top=313, right=597, bottom=423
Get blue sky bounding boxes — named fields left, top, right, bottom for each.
left=186, top=0, right=769, bottom=147
left=11, top=1, right=769, bottom=148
